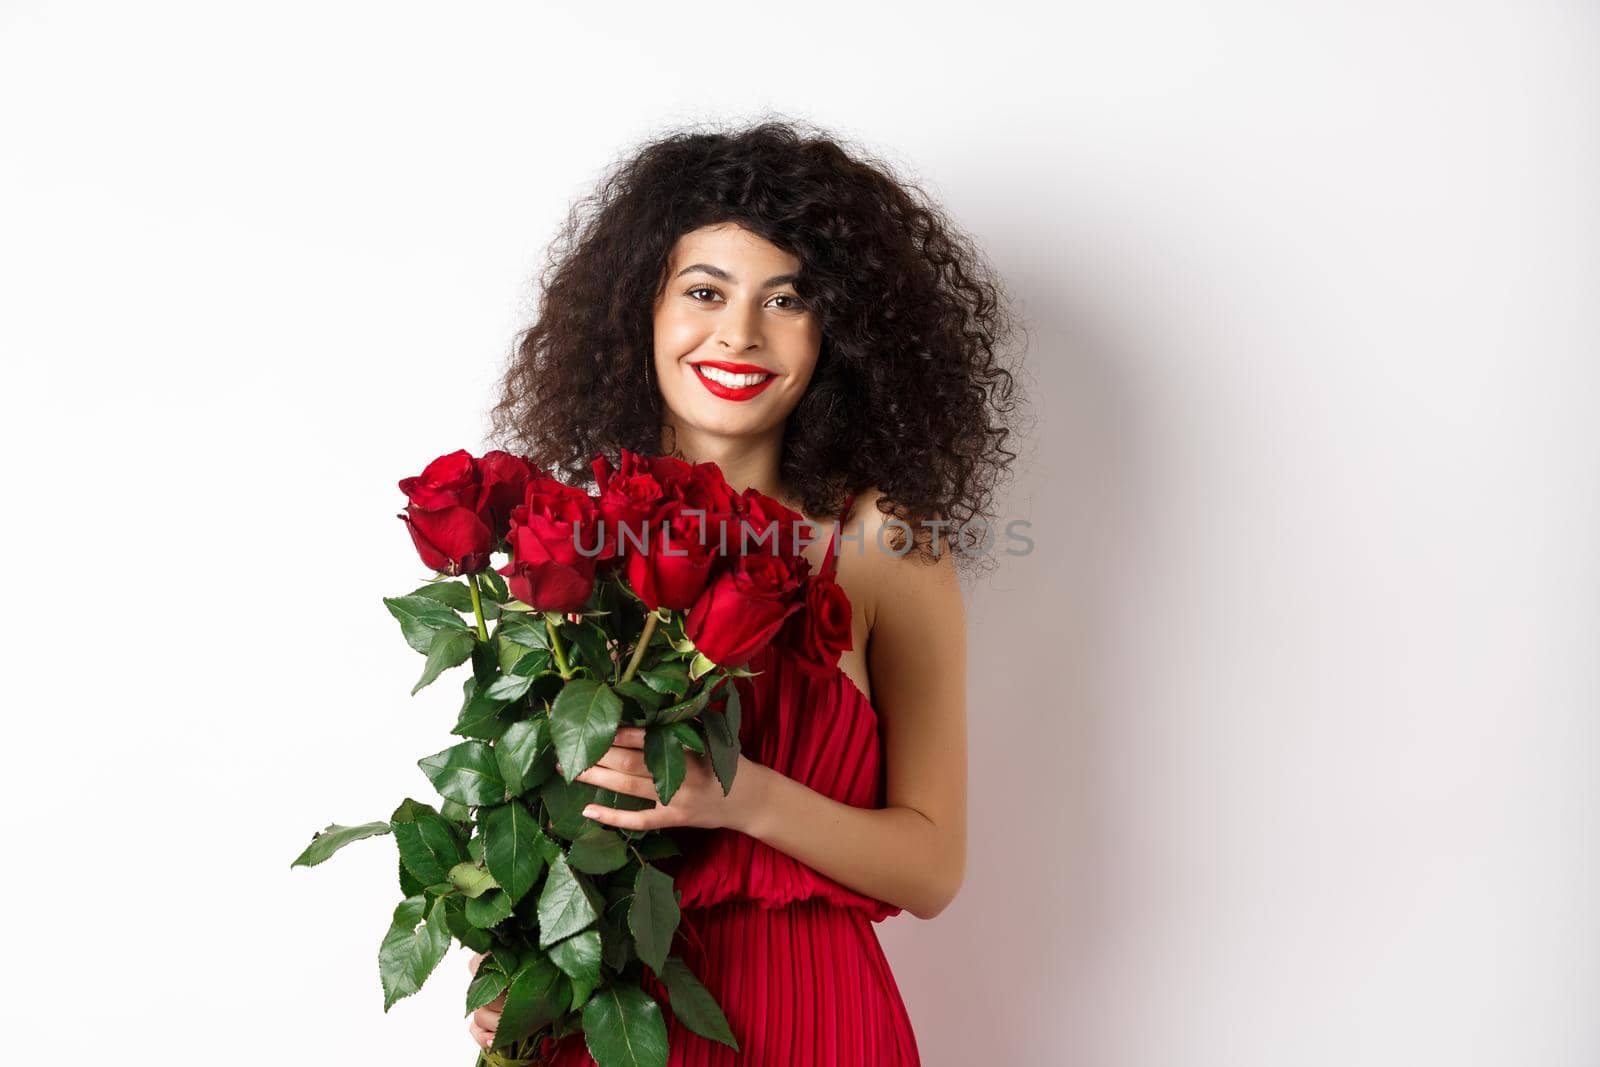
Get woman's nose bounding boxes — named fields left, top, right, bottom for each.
left=714, top=300, right=764, bottom=350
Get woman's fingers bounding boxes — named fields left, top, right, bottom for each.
left=577, top=801, right=666, bottom=832
left=467, top=949, right=502, bottom=1051
left=468, top=1016, right=495, bottom=1051
left=594, top=746, right=648, bottom=775
left=471, top=1007, right=499, bottom=1031
left=575, top=762, right=657, bottom=800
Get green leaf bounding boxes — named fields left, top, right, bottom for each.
left=452, top=687, right=511, bottom=742
left=507, top=644, right=555, bottom=677
left=418, top=741, right=505, bottom=806
left=393, top=808, right=465, bottom=886
left=495, top=716, right=552, bottom=797
left=465, top=963, right=508, bottom=1015
left=497, top=634, right=529, bottom=673
left=581, top=983, right=669, bottom=1067
left=550, top=679, right=624, bottom=782
left=547, top=928, right=602, bottom=1012
left=688, top=652, right=717, bottom=681
left=496, top=612, right=549, bottom=650
left=484, top=669, right=536, bottom=702
left=492, top=945, right=521, bottom=976
left=667, top=721, right=706, bottom=755
left=465, top=887, right=516, bottom=929
left=563, top=621, right=615, bottom=679
left=614, top=678, right=665, bottom=711
left=567, top=826, right=628, bottom=875
left=495, top=953, right=571, bottom=1050
left=440, top=798, right=472, bottom=823
left=481, top=799, right=546, bottom=906
left=639, top=664, right=688, bottom=698
left=384, top=594, right=471, bottom=655
left=642, top=727, right=686, bottom=806
left=410, top=580, right=475, bottom=613
left=634, top=834, right=681, bottom=861
left=537, top=852, right=601, bottom=948
left=652, top=686, right=711, bottom=726
left=290, top=821, right=391, bottom=868
left=535, top=824, right=563, bottom=864
left=412, top=627, right=478, bottom=695
left=599, top=908, right=634, bottom=974
left=541, top=775, right=602, bottom=840
left=478, top=567, right=509, bottom=603
left=660, top=956, right=738, bottom=1049
left=627, top=864, right=680, bottom=976
left=722, top=682, right=741, bottom=736
left=448, top=861, right=499, bottom=899
left=703, top=685, right=741, bottom=797
left=378, top=894, right=451, bottom=1012
left=442, top=892, right=493, bottom=954
left=471, top=639, right=499, bottom=687
left=398, top=853, right=424, bottom=897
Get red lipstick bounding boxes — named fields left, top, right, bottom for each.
left=691, top=360, right=778, bottom=402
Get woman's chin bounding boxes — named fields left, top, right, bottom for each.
left=671, top=407, right=781, bottom=441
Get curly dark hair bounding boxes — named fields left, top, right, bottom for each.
left=485, top=116, right=1029, bottom=572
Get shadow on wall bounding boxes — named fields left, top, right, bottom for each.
left=875, top=240, right=1158, bottom=1065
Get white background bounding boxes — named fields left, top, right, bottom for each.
left=2, top=2, right=1595, bottom=1065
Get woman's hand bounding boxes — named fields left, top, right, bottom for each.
left=466, top=951, right=502, bottom=1053
left=559, top=725, right=769, bottom=834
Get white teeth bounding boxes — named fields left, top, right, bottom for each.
left=697, top=365, right=772, bottom=388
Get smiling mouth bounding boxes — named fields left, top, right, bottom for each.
left=696, top=366, right=773, bottom=388
left=691, top=361, right=778, bottom=400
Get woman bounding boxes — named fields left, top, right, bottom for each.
left=468, top=119, right=1023, bottom=1064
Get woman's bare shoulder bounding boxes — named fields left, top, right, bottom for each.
left=842, top=486, right=960, bottom=631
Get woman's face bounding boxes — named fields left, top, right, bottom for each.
left=651, top=222, right=822, bottom=443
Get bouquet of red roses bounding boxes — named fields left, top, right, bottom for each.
left=291, top=447, right=852, bottom=1066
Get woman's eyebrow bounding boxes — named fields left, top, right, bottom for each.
left=674, top=263, right=800, bottom=288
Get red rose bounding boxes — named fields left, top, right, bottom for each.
left=626, top=501, right=720, bottom=612
left=593, top=451, right=666, bottom=555
left=593, top=449, right=748, bottom=567
left=496, top=477, right=609, bottom=612
left=668, top=462, right=744, bottom=558
left=779, top=573, right=856, bottom=680
left=732, top=488, right=814, bottom=561
left=476, top=450, right=534, bottom=538
left=398, top=450, right=490, bottom=574
left=685, top=551, right=808, bottom=669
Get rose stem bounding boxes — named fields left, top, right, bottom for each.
left=545, top=616, right=573, bottom=679
left=466, top=573, right=490, bottom=642
left=619, top=612, right=659, bottom=685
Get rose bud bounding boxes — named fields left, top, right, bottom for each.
left=397, top=449, right=494, bottom=575
left=627, top=500, right=720, bottom=613
left=780, top=573, right=856, bottom=680
left=685, top=550, right=808, bottom=669
left=497, top=477, right=608, bottom=612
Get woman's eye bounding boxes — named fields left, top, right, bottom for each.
left=684, top=287, right=804, bottom=310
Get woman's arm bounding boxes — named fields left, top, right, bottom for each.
left=740, top=532, right=969, bottom=920
left=572, top=511, right=970, bottom=920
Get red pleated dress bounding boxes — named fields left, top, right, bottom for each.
left=545, top=495, right=921, bottom=1065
